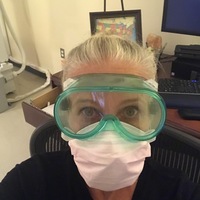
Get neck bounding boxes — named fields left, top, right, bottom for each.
left=88, top=180, right=138, bottom=200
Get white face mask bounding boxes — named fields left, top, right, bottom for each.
left=69, top=130, right=151, bottom=191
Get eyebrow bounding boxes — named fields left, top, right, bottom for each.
left=115, top=98, right=141, bottom=108
left=72, top=98, right=98, bottom=106
left=73, top=97, right=140, bottom=106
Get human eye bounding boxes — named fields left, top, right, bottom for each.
left=123, top=106, right=138, bottom=118
left=80, top=107, right=102, bottom=121
left=117, top=105, right=139, bottom=124
left=81, top=107, right=98, bottom=117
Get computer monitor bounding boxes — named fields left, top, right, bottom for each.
left=161, top=0, right=200, bottom=36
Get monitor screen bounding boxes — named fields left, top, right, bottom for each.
left=161, top=0, right=200, bottom=36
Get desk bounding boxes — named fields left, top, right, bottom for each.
left=166, top=109, right=200, bottom=139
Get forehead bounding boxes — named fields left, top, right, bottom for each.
left=66, top=61, right=149, bottom=80
left=70, top=92, right=148, bottom=104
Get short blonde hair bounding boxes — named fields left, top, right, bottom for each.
left=63, top=33, right=157, bottom=80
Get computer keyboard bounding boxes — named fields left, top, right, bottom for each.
left=158, top=78, right=200, bottom=108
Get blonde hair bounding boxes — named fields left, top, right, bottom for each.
left=63, top=33, right=157, bottom=80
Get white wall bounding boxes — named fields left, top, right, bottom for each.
left=1, top=0, right=39, bottom=65
left=1, top=0, right=200, bottom=74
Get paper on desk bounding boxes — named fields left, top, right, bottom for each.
left=42, top=104, right=54, bottom=116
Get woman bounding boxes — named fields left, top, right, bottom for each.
left=0, top=33, right=199, bottom=200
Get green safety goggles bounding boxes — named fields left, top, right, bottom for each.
left=54, top=74, right=166, bottom=141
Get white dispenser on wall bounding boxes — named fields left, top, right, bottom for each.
left=0, top=74, right=8, bottom=113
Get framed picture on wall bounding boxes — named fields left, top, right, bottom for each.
left=89, top=10, right=142, bottom=44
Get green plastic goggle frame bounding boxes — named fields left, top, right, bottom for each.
left=54, top=74, right=166, bottom=141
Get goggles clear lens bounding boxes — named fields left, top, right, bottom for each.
left=54, top=74, right=166, bottom=141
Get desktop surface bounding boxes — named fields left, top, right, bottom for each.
left=166, top=109, right=200, bottom=139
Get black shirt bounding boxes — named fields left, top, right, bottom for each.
left=0, top=150, right=200, bottom=200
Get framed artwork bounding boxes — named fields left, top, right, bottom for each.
left=90, top=10, right=142, bottom=44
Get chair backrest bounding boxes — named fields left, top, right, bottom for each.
left=151, top=125, right=200, bottom=184
left=30, top=119, right=69, bottom=156
left=30, top=119, right=200, bottom=184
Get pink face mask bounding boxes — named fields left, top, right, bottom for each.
left=68, top=130, right=151, bottom=191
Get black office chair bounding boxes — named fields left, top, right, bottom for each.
left=151, top=125, right=200, bottom=184
left=29, top=119, right=69, bottom=156
left=30, top=119, right=200, bottom=184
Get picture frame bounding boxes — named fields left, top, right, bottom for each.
left=90, top=10, right=142, bottom=44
